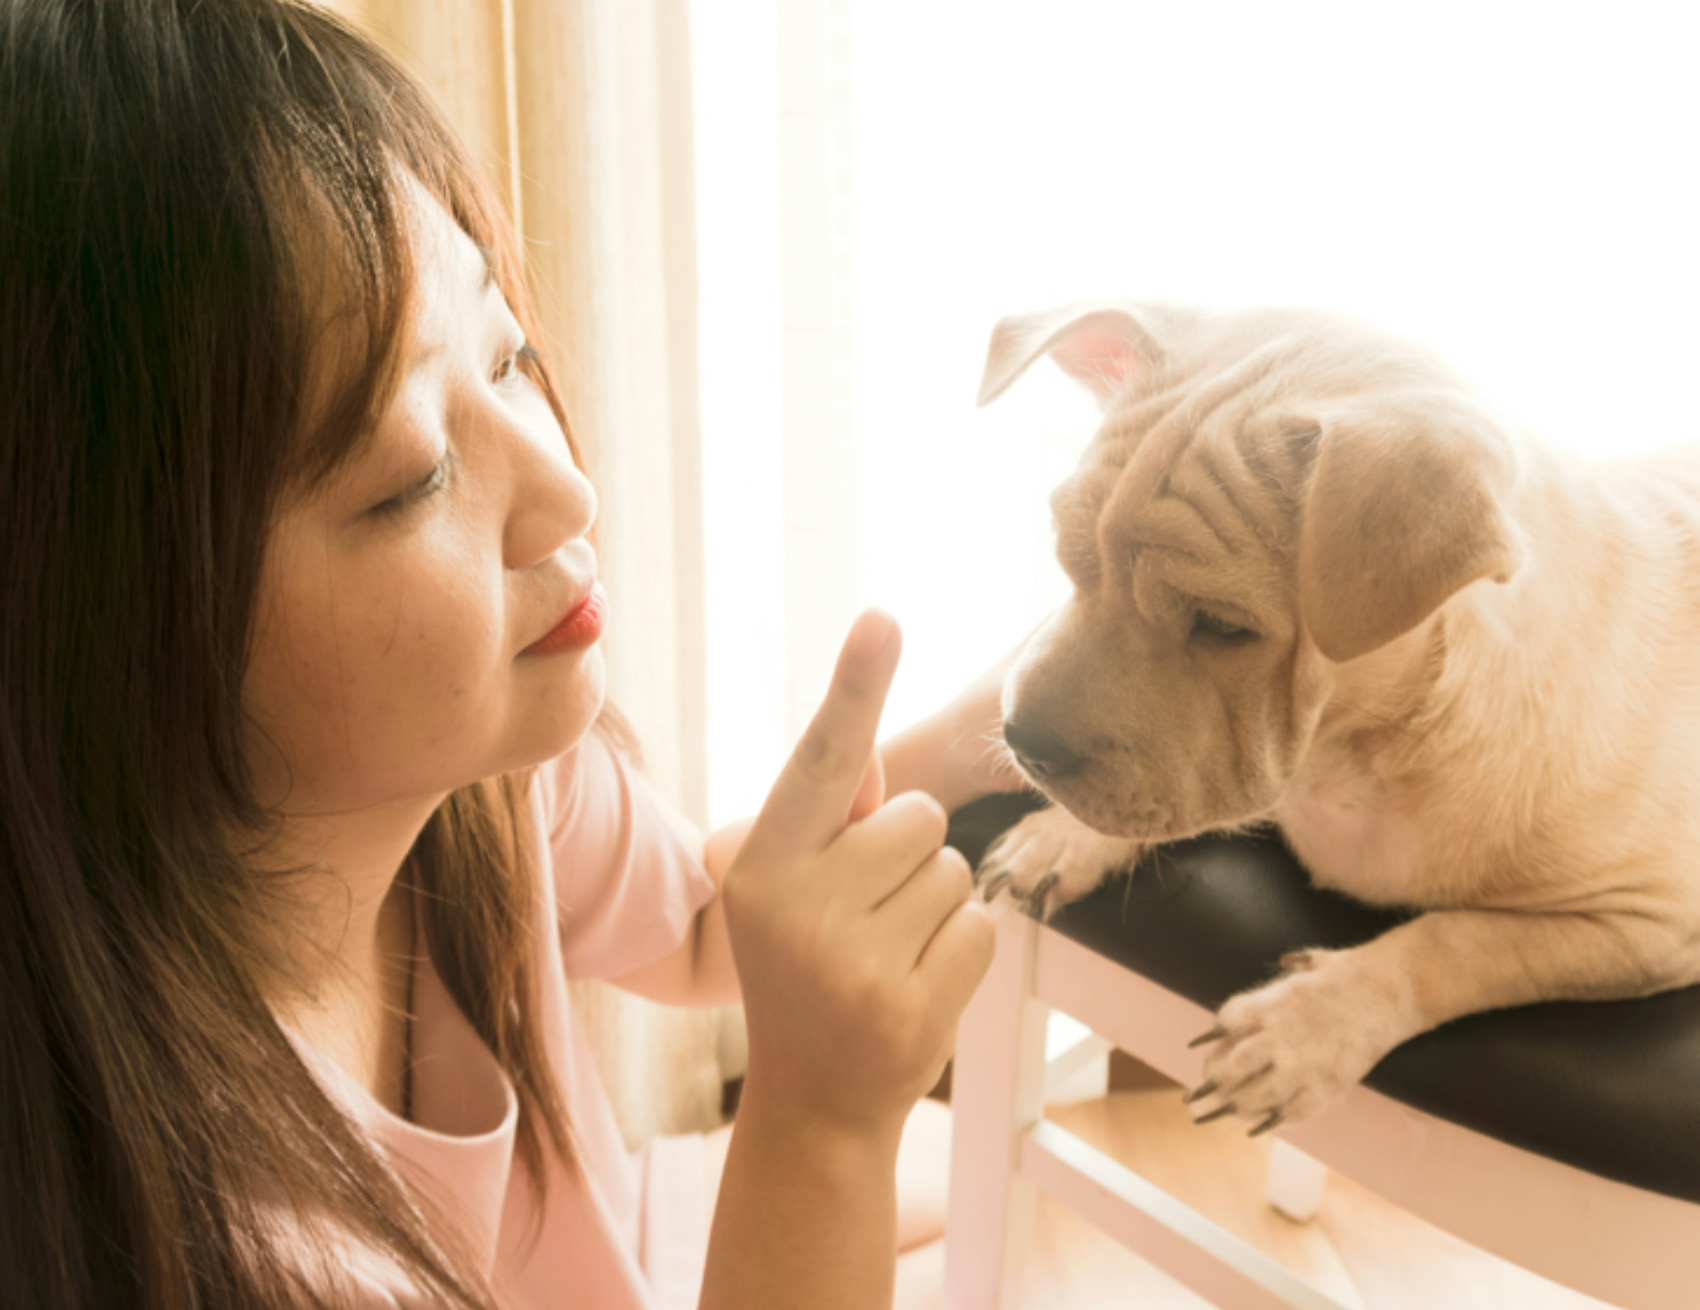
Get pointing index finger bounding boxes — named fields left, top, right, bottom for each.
left=744, top=610, right=902, bottom=860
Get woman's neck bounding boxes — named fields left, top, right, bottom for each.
left=265, top=794, right=440, bottom=1116
left=288, top=877, right=417, bottom=1116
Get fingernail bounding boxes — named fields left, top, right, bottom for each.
left=849, top=609, right=898, bottom=659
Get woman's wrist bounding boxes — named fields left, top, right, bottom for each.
left=703, top=1077, right=907, bottom=1309
left=733, top=1073, right=909, bottom=1164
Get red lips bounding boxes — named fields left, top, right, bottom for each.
left=524, top=583, right=606, bottom=656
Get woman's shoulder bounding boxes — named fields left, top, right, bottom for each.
left=532, top=726, right=714, bottom=980
left=532, top=725, right=701, bottom=857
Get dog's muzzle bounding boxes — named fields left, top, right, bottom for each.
left=1003, top=719, right=1086, bottom=782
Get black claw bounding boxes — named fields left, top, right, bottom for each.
left=979, top=871, right=1012, bottom=902
left=1248, top=1109, right=1285, bottom=1138
left=1192, top=1102, right=1237, bottom=1126
left=1024, top=872, right=1060, bottom=915
left=1187, top=1025, right=1228, bottom=1049
left=1180, top=1081, right=1218, bottom=1106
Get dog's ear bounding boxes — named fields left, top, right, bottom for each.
left=1298, top=391, right=1525, bottom=663
left=977, top=303, right=1171, bottom=407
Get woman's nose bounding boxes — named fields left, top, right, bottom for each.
left=504, top=428, right=597, bottom=570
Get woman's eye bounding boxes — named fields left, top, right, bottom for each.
left=493, top=342, right=539, bottom=387
left=373, top=458, right=449, bottom=517
left=1191, top=609, right=1258, bottom=644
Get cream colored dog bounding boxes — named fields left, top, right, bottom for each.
left=976, top=301, right=1700, bottom=1133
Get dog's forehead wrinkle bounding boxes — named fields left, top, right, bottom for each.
left=1203, top=463, right=1274, bottom=556
left=1127, top=493, right=1227, bottom=562
left=1167, top=434, right=1289, bottom=559
left=1238, top=446, right=1307, bottom=553
left=1107, top=424, right=1297, bottom=578
left=1090, top=370, right=1203, bottom=468
left=1137, top=345, right=1296, bottom=484
left=1060, top=308, right=1485, bottom=651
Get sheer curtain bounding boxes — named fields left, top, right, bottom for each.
left=324, top=0, right=725, bottom=1148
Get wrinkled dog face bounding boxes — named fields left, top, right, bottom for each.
left=987, top=303, right=1521, bottom=840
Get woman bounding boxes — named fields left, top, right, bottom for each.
left=0, top=1, right=1010, bottom=1305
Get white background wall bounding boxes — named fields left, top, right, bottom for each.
left=693, top=1, right=1700, bottom=825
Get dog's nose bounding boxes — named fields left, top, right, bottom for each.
left=1003, top=719, right=1086, bottom=781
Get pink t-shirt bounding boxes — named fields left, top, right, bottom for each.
left=293, top=729, right=719, bottom=1307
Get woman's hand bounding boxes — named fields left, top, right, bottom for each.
left=704, top=611, right=997, bottom=1309
left=720, top=610, right=997, bottom=1139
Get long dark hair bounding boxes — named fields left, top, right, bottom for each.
left=0, top=1, right=585, bottom=1303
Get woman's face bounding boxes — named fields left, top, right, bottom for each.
left=242, top=183, right=604, bottom=820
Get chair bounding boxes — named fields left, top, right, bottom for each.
left=942, top=794, right=1700, bottom=1310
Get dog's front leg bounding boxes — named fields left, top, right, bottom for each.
left=1187, top=902, right=1700, bottom=1132
left=975, top=805, right=1145, bottom=917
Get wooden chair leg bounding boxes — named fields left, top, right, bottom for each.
left=944, top=908, right=1049, bottom=1310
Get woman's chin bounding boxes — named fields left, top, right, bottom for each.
left=506, top=643, right=607, bottom=768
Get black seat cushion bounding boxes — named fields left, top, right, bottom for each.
left=947, top=792, right=1700, bottom=1205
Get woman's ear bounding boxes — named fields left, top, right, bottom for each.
left=977, top=301, right=1180, bottom=408
left=1297, top=389, right=1525, bottom=663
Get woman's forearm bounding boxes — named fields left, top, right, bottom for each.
left=879, top=629, right=1031, bottom=813
left=879, top=712, right=979, bottom=814
left=699, top=1085, right=905, bottom=1310
left=880, top=701, right=1010, bottom=815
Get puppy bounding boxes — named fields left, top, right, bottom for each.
left=975, top=301, right=1700, bottom=1132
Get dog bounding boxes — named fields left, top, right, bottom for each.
left=973, top=300, right=1700, bottom=1132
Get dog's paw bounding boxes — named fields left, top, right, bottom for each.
left=974, top=806, right=1143, bottom=918
left=1183, top=950, right=1399, bottom=1134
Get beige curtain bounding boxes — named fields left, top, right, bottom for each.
left=321, top=0, right=725, bottom=1148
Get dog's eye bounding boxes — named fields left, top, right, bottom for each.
left=1192, top=610, right=1258, bottom=644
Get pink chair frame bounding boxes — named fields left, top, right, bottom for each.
left=944, top=908, right=1700, bottom=1310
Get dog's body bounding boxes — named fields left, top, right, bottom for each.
left=977, top=302, right=1700, bottom=1129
